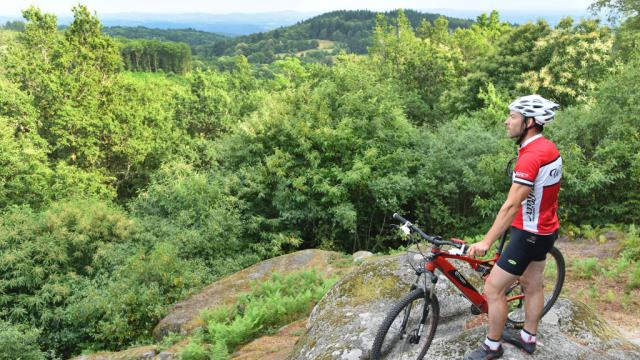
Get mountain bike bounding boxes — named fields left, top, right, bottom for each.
left=370, top=213, right=565, bottom=360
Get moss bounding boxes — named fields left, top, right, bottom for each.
left=561, top=300, right=640, bottom=351
left=333, top=258, right=406, bottom=307
left=566, top=301, right=620, bottom=342
left=313, top=353, right=335, bottom=360
left=289, top=332, right=317, bottom=359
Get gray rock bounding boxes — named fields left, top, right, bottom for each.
left=157, top=352, right=175, bottom=360
left=353, top=251, right=374, bottom=262
left=288, top=254, right=640, bottom=360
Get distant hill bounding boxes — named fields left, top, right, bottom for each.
left=423, top=8, right=593, bottom=26
left=98, top=11, right=320, bottom=35
left=1, top=11, right=320, bottom=36
left=103, top=26, right=228, bottom=47
left=0, top=8, right=596, bottom=35
left=198, top=9, right=475, bottom=64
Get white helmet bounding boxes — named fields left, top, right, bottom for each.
left=508, top=95, right=560, bottom=125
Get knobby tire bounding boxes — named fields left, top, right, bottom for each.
left=371, top=288, right=439, bottom=360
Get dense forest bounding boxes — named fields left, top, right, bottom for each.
left=103, top=25, right=228, bottom=46
left=3, top=10, right=474, bottom=70
left=0, top=1, right=639, bottom=358
left=119, top=39, right=192, bottom=73
left=95, top=9, right=475, bottom=67
left=198, top=9, right=475, bottom=64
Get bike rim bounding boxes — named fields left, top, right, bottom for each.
left=378, top=296, right=436, bottom=360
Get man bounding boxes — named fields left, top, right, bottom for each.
left=464, top=95, right=562, bottom=360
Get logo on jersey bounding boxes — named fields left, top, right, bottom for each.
left=515, top=171, right=529, bottom=178
left=525, top=192, right=536, bottom=222
left=550, top=168, right=560, bottom=178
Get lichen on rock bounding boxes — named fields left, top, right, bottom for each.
left=288, top=254, right=640, bottom=360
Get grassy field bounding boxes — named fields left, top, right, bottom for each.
left=293, top=39, right=337, bottom=56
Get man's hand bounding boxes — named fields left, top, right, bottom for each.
left=467, top=240, right=491, bottom=258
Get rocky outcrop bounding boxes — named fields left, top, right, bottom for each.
left=153, top=249, right=344, bottom=340
left=71, top=346, right=160, bottom=360
left=352, top=251, right=374, bottom=262
left=289, top=254, right=640, bottom=360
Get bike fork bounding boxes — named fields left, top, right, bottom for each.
left=407, top=270, right=438, bottom=344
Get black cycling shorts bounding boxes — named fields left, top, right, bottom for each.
left=496, top=226, right=558, bottom=276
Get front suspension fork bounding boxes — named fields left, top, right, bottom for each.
left=408, top=270, right=438, bottom=342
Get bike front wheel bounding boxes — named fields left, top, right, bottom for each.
left=370, top=288, right=440, bottom=360
left=506, top=246, right=565, bottom=328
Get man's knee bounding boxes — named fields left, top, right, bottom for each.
left=520, top=276, right=543, bottom=294
left=484, top=279, right=506, bottom=302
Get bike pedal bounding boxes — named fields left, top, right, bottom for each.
left=470, top=304, right=482, bottom=315
left=409, top=329, right=420, bottom=344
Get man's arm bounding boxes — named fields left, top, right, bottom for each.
left=467, top=183, right=532, bottom=257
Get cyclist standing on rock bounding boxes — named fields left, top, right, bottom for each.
left=464, top=95, right=562, bottom=360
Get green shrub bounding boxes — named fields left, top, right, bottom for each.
left=213, top=57, right=421, bottom=252
left=413, top=113, right=513, bottom=238
left=202, top=270, right=336, bottom=352
left=628, top=262, right=640, bottom=290
left=0, top=199, right=142, bottom=355
left=0, top=198, right=212, bottom=357
left=571, top=257, right=600, bottom=280
left=131, top=162, right=261, bottom=276
left=60, top=242, right=207, bottom=351
left=209, top=341, right=229, bottom=360
left=601, top=257, right=632, bottom=279
left=621, top=225, right=640, bottom=262
left=0, top=321, right=45, bottom=360
left=548, top=58, right=640, bottom=226
left=180, top=340, right=209, bottom=360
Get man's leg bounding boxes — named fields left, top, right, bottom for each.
left=484, top=265, right=520, bottom=340
left=501, top=259, right=545, bottom=354
left=520, top=259, right=546, bottom=334
left=463, top=265, right=519, bottom=359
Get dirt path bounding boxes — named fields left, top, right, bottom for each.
left=554, top=235, right=640, bottom=345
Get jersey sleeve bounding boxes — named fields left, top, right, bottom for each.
left=512, top=152, right=540, bottom=187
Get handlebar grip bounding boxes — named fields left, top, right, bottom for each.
left=393, top=213, right=409, bottom=224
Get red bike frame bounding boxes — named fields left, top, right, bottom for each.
left=423, top=244, right=524, bottom=314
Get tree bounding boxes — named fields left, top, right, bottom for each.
left=2, top=20, right=25, bottom=31
left=174, top=69, right=233, bottom=139
left=590, top=0, right=640, bottom=26
left=5, top=6, right=122, bottom=168
left=370, top=10, right=464, bottom=125
left=519, top=18, right=616, bottom=106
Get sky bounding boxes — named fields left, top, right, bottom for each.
left=0, top=0, right=596, bottom=16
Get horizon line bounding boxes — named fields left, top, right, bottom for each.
left=0, top=7, right=592, bottom=18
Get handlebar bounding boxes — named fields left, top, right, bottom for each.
left=392, top=212, right=466, bottom=251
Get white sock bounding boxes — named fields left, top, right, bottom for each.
left=521, top=329, right=536, bottom=343
left=484, top=337, right=501, bottom=351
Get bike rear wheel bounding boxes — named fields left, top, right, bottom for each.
left=505, top=246, right=565, bottom=328
left=370, top=288, right=439, bottom=360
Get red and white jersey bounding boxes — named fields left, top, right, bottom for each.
left=511, top=134, right=562, bottom=234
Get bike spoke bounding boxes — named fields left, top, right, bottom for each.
left=372, top=289, right=439, bottom=360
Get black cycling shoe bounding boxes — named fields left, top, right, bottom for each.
left=502, top=327, right=536, bottom=354
left=463, top=342, right=504, bottom=360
